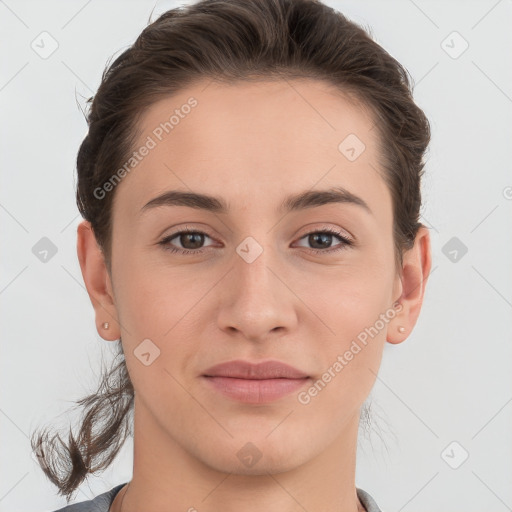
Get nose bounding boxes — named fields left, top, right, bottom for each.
left=216, top=243, right=298, bottom=344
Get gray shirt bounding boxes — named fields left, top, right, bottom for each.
left=51, top=483, right=383, bottom=512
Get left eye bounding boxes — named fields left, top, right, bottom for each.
left=294, top=229, right=353, bottom=253
left=158, top=227, right=353, bottom=255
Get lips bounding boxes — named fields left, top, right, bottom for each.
left=201, top=360, right=310, bottom=404
left=202, top=359, right=309, bottom=379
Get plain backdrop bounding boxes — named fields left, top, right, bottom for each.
left=1, top=1, right=511, bottom=511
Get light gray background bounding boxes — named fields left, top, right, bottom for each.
left=1, top=0, right=511, bottom=511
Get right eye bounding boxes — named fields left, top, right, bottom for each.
left=158, top=227, right=217, bottom=255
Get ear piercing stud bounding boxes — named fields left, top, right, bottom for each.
left=100, top=319, right=406, bottom=333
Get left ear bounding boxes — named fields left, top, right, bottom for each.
left=387, top=226, right=432, bottom=344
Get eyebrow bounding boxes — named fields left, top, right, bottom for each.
left=140, top=186, right=372, bottom=216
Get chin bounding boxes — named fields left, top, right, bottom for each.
left=197, top=436, right=310, bottom=476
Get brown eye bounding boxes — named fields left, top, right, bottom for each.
left=158, top=228, right=215, bottom=254
left=176, top=231, right=205, bottom=250
left=295, top=228, right=353, bottom=254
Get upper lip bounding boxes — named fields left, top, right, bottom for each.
left=202, top=360, right=309, bottom=379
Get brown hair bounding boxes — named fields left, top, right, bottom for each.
left=31, top=0, right=430, bottom=502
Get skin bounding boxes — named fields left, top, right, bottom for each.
left=77, top=78, right=431, bottom=512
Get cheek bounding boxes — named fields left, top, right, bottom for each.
left=300, top=259, right=394, bottom=336
left=113, top=257, right=207, bottom=376
left=298, top=288, right=387, bottom=419
left=297, top=263, right=392, bottom=388
left=112, top=252, right=182, bottom=333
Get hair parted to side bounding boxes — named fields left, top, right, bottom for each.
left=31, top=0, right=430, bottom=502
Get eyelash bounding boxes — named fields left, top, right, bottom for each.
left=158, top=226, right=354, bottom=255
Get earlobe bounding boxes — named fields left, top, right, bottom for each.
left=76, top=220, right=120, bottom=341
left=387, top=226, right=432, bottom=344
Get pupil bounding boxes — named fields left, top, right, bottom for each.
left=310, top=233, right=331, bottom=249
left=182, top=233, right=203, bottom=249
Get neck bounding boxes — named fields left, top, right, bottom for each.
left=111, top=397, right=365, bottom=512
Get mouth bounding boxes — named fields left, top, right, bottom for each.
left=201, top=359, right=310, bottom=404
left=201, top=375, right=310, bottom=404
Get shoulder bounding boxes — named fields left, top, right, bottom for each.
left=357, top=487, right=384, bottom=512
left=50, top=483, right=127, bottom=512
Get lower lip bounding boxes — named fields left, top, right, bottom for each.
left=202, top=376, right=310, bottom=404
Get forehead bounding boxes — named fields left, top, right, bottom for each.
left=112, top=78, right=391, bottom=226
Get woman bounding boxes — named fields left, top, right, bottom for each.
left=31, top=0, right=432, bottom=510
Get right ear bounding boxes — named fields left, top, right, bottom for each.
left=76, top=220, right=120, bottom=341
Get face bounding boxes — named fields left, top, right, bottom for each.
left=83, top=78, right=423, bottom=475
